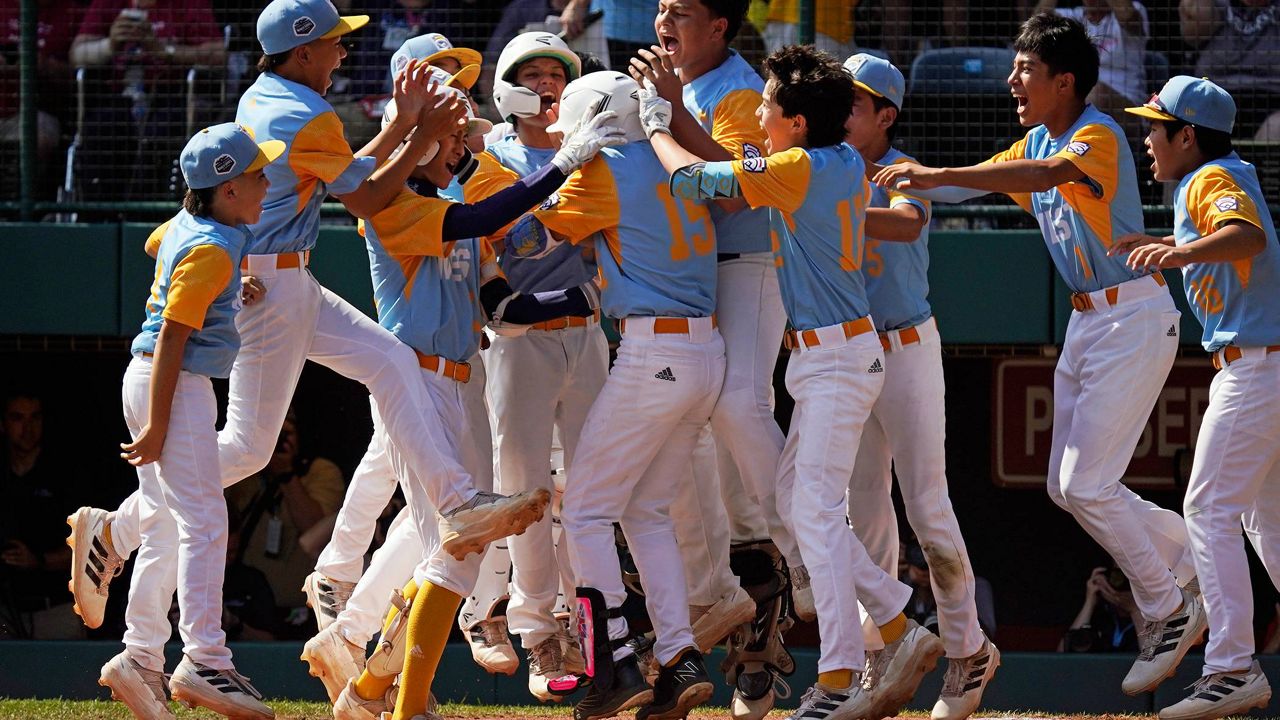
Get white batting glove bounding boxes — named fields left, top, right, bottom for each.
left=551, top=111, right=627, bottom=174
left=638, top=80, right=673, bottom=138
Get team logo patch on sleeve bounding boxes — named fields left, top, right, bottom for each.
left=1065, top=141, right=1091, bottom=156
left=743, top=143, right=761, bottom=159
left=743, top=156, right=767, bottom=173
left=1214, top=196, right=1240, bottom=212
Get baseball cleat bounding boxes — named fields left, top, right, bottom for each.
left=561, top=625, right=587, bottom=676
left=300, top=623, right=366, bottom=704
left=1123, top=588, right=1207, bottom=695
left=439, top=489, right=551, bottom=561
left=690, top=586, right=757, bottom=652
left=636, top=647, right=714, bottom=720
left=467, top=618, right=520, bottom=675
left=863, top=619, right=946, bottom=718
left=67, top=507, right=123, bottom=629
left=931, top=639, right=1000, bottom=720
left=789, top=565, right=816, bottom=622
left=784, top=679, right=874, bottom=720
left=169, top=656, right=273, bottom=719
left=529, top=635, right=574, bottom=702
left=302, top=571, right=355, bottom=632
left=98, top=650, right=174, bottom=720
left=573, top=652, right=654, bottom=720
left=334, top=679, right=398, bottom=720
left=1158, top=662, right=1271, bottom=720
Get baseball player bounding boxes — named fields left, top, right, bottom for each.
left=874, top=13, right=1205, bottom=696
left=90, top=123, right=281, bottom=720
left=67, top=0, right=550, bottom=629
left=1116, top=77, right=1280, bottom=720
left=506, top=70, right=726, bottom=720
left=842, top=53, right=999, bottom=720
left=316, top=68, right=625, bottom=720
left=631, top=0, right=786, bottom=665
left=481, top=31, right=612, bottom=699
left=644, top=46, right=942, bottom=720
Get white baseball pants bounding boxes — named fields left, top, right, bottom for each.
left=775, top=330, right=913, bottom=673
left=1046, top=277, right=1186, bottom=623
left=120, top=358, right=232, bottom=672
left=1184, top=348, right=1280, bottom=674
left=847, top=318, right=985, bottom=659
left=562, top=318, right=725, bottom=665
left=673, top=426, right=740, bottom=607
left=486, top=324, right=609, bottom=648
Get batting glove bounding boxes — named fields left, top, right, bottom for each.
left=551, top=111, right=627, bottom=175
left=638, top=80, right=673, bottom=138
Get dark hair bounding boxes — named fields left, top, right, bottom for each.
left=257, top=51, right=290, bottom=74
left=1014, top=12, right=1099, bottom=101
left=576, top=51, right=609, bottom=75
left=182, top=186, right=218, bottom=217
left=1162, top=119, right=1234, bottom=161
left=762, top=46, right=854, bottom=148
left=698, top=0, right=749, bottom=42
left=870, top=92, right=900, bottom=142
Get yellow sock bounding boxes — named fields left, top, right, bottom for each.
left=103, top=522, right=114, bottom=551
left=393, top=581, right=463, bottom=720
left=879, top=612, right=908, bottom=644
left=818, top=669, right=854, bottom=689
left=353, top=579, right=419, bottom=701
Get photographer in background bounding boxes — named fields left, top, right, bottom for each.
left=225, top=409, right=344, bottom=630
left=1061, top=564, right=1143, bottom=652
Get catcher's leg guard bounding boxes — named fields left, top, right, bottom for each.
left=559, top=587, right=654, bottom=720
left=365, top=587, right=413, bottom=678
left=723, top=541, right=795, bottom=698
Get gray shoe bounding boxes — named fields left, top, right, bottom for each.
left=439, top=489, right=550, bottom=560
left=169, top=656, right=273, bottom=719
left=1159, top=662, right=1271, bottom=720
left=862, top=620, right=945, bottom=718
left=1122, top=588, right=1207, bottom=695
left=931, top=639, right=1000, bottom=720
left=99, top=651, right=174, bottom=720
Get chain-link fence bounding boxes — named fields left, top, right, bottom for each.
left=4, top=0, right=1280, bottom=221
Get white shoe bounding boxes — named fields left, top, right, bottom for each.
left=301, top=624, right=366, bottom=704
left=931, top=639, right=1000, bottom=720
left=335, top=679, right=396, bottom=720
left=467, top=618, right=520, bottom=675
left=789, top=566, right=816, bottom=622
left=99, top=650, right=174, bottom=720
left=1123, top=588, right=1207, bottom=695
left=784, top=680, right=874, bottom=720
left=439, top=489, right=551, bottom=560
left=303, top=571, right=355, bottom=632
left=1159, top=662, right=1271, bottom=720
left=863, top=620, right=946, bottom=718
left=691, top=586, right=757, bottom=652
left=168, top=656, right=273, bottom=719
left=528, top=635, right=573, bottom=702
left=67, top=507, right=123, bottom=629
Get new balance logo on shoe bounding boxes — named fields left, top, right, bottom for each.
left=1168, top=325, right=1177, bottom=337
left=673, top=660, right=701, bottom=684
left=868, top=359, right=884, bottom=374
left=655, top=367, right=676, bottom=382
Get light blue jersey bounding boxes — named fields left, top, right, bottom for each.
left=1173, top=153, right=1280, bottom=351
left=237, top=73, right=377, bottom=254
left=536, top=142, right=717, bottom=319
left=677, top=144, right=870, bottom=330
left=485, top=138, right=596, bottom=293
left=132, top=210, right=250, bottom=378
left=990, top=105, right=1148, bottom=293
left=864, top=147, right=932, bottom=331
left=682, top=51, right=771, bottom=255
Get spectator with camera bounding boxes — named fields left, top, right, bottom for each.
left=1061, top=564, right=1143, bottom=653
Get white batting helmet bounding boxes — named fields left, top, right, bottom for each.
left=493, top=31, right=582, bottom=121
left=546, top=71, right=646, bottom=143
left=383, top=65, right=492, bottom=165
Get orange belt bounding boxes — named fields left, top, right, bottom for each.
left=531, top=311, right=600, bottom=332
left=618, top=316, right=717, bottom=335
left=1071, top=273, right=1165, bottom=312
left=240, top=250, right=309, bottom=272
left=879, top=324, right=921, bottom=353
left=416, top=351, right=471, bottom=383
left=1213, top=344, right=1280, bottom=371
left=784, top=316, right=874, bottom=351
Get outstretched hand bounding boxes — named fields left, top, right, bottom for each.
left=551, top=111, right=628, bottom=174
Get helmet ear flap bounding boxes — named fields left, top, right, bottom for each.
left=453, top=145, right=479, bottom=184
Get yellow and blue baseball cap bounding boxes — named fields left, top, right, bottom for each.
left=257, top=0, right=369, bottom=55
left=1125, top=75, right=1236, bottom=134
left=843, top=53, right=905, bottom=110
left=390, top=33, right=483, bottom=86
left=181, top=123, right=285, bottom=190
